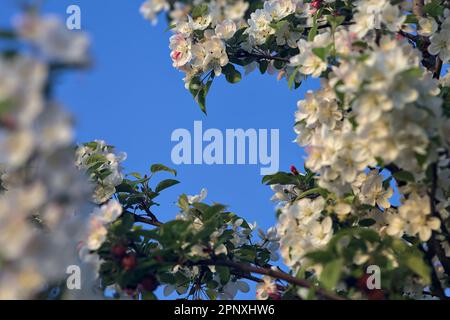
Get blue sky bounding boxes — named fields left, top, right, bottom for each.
left=0, top=0, right=318, bottom=298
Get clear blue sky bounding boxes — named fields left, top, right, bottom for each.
left=0, top=0, right=317, bottom=299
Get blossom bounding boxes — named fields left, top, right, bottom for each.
left=96, top=200, right=123, bottom=223
left=215, top=19, right=237, bottom=40
left=289, top=197, right=325, bottom=225
left=224, top=1, right=249, bottom=21
left=387, top=193, right=441, bottom=241
left=428, top=32, right=450, bottom=62
left=277, top=197, right=333, bottom=268
left=190, top=13, right=213, bottom=31
left=380, top=4, right=405, bottom=32
left=86, top=217, right=108, bottom=251
left=140, top=0, right=170, bottom=25
left=263, top=0, right=296, bottom=21
left=290, top=34, right=330, bottom=78
left=245, top=9, right=275, bottom=45
left=202, top=35, right=229, bottom=76
left=75, top=140, right=126, bottom=204
left=256, top=276, right=278, bottom=300
left=355, top=170, right=393, bottom=209
left=270, top=184, right=298, bottom=202
left=275, top=22, right=300, bottom=48
left=417, top=17, right=438, bottom=37
left=17, top=14, right=90, bottom=64
left=169, top=34, right=192, bottom=68
left=187, top=188, right=208, bottom=204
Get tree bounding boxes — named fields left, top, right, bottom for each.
left=0, top=0, right=449, bottom=300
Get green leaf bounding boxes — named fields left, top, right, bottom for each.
left=189, top=76, right=214, bottom=114
left=155, top=179, right=180, bottom=193
left=392, top=170, right=415, bottom=183
left=404, top=255, right=431, bottom=284
left=217, top=266, right=231, bottom=285
left=222, top=64, right=242, bottom=84
left=259, top=60, right=269, bottom=74
left=177, top=194, right=190, bottom=212
left=262, top=172, right=298, bottom=185
left=308, top=12, right=319, bottom=42
left=129, top=172, right=142, bottom=179
left=359, top=218, right=376, bottom=227
left=203, top=204, right=226, bottom=220
left=288, top=67, right=300, bottom=90
left=327, top=15, right=346, bottom=31
left=115, top=181, right=135, bottom=193
left=423, top=2, right=444, bottom=18
left=150, top=164, right=177, bottom=176
left=312, top=47, right=328, bottom=62
left=320, top=258, right=343, bottom=290
left=192, top=4, right=209, bottom=19
left=164, top=24, right=176, bottom=32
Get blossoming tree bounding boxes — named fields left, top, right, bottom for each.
left=1, top=0, right=450, bottom=300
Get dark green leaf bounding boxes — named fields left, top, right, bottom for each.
left=155, top=179, right=180, bottom=193
left=150, top=164, right=177, bottom=176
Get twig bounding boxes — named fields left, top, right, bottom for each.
left=139, top=200, right=161, bottom=225
left=235, top=51, right=290, bottom=63
left=434, top=57, right=443, bottom=79
left=128, top=211, right=162, bottom=227
left=422, top=243, right=449, bottom=300
left=193, top=259, right=346, bottom=300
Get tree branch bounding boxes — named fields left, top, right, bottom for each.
left=128, top=211, right=162, bottom=227
left=234, top=50, right=290, bottom=63
left=422, top=242, right=449, bottom=300
left=193, top=259, right=346, bottom=300
left=434, top=57, right=443, bottom=79
left=139, top=200, right=162, bottom=225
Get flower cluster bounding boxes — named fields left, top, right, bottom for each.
left=427, top=10, right=450, bottom=62
left=294, top=33, right=446, bottom=239
left=0, top=12, right=103, bottom=299
left=75, top=141, right=127, bottom=204
left=16, top=12, right=90, bottom=65
left=277, top=197, right=333, bottom=269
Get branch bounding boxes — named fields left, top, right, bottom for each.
left=434, top=57, right=443, bottom=79
left=428, top=163, right=450, bottom=278
left=128, top=211, right=162, bottom=227
left=139, top=200, right=162, bottom=225
left=422, top=242, right=449, bottom=300
left=193, top=259, right=346, bottom=300
left=234, top=50, right=290, bottom=63
left=398, top=30, right=420, bottom=43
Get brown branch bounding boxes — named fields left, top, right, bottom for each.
left=193, top=259, right=346, bottom=300
left=428, top=163, right=450, bottom=278
left=423, top=243, right=449, bottom=300
left=434, top=57, right=443, bottom=79
left=398, top=30, right=420, bottom=43
left=139, top=200, right=161, bottom=225
left=235, top=51, right=290, bottom=63
left=128, top=211, right=162, bottom=227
